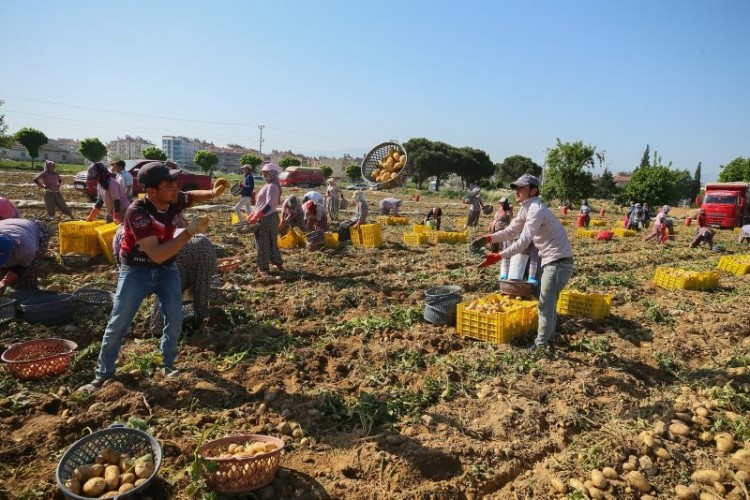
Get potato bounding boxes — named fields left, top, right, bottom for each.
left=97, top=447, right=120, bottom=465
left=119, top=456, right=134, bottom=474
left=103, top=465, right=120, bottom=491
left=74, top=464, right=105, bottom=483
left=118, top=483, right=135, bottom=493
left=674, top=484, right=696, bottom=499
left=590, top=470, right=608, bottom=489
left=602, top=467, right=619, bottom=480
left=82, top=477, right=107, bottom=497
left=63, top=478, right=81, bottom=495
left=98, top=492, right=118, bottom=499
left=715, top=432, right=734, bottom=453
left=120, top=472, right=136, bottom=485
left=549, top=476, right=567, bottom=494
left=134, top=454, right=155, bottom=479
left=626, top=471, right=651, bottom=492
left=731, top=448, right=750, bottom=472
left=691, top=469, right=723, bottom=485
left=134, top=478, right=147, bottom=486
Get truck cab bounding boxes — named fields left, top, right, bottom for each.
left=278, top=166, right=325, bottom=188
left=700, top=182, right=750, bottom=229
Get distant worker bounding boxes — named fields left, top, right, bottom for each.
left=110, top=160, right=133, bottom=200
left=379, top=197, right=403, bottom=216
left=325, top=178, right=342, bottom=221
left=0, top=218, right=51, bottom=296
left=422, top=207, right=442, bottom=230
left=579, top=200, right=591, bottom=228
left=278, top=195, right=305, bottom=234
left=234, top=164, right=255, bottom=222
left=33, top=160, right=75, bottom=220
left=696, top=209, right=707, bottom=228
left=0, top=197, right=21, bottom=220
left=738, top=224, right=750, bottom=245
left=85, top=162, right=128, bottom=223
left=247, top=163, right=284, bottom=275
left=689, top=226, right=714, bottom=250
left=463, top=187, right=484, bottom=230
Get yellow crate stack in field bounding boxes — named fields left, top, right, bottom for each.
left=403, top=232, right=428, bottom=246
left=427, top=231, right=469, bottom=244
left=412, top=224, right=433, bottom=233
left=58, top=221, right=106, bottom=257
left=376, top=216, right=409, bottom=226
left=456, top=294, right=538, bottom=344
left=556, top=290, right=611, bottom=320
left=324, top=232, right=339, bottom=248
left=717, top=255, right=750, bottom=276
left=612, top=228, right=637, bottom=237
left=350, top=223, right=383, bottom=248
left=278, top=228, right=306, bottom=248
left=653, top=267, right=719, bottom=291
left=590, top=219, right=606, bottom=226
left=575, top=228, right=598, bottom=239
left=94, top=222, right=119, bottom=264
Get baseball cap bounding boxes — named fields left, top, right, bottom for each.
left=241, top=164, right=252, bottom=171
left=137, top=162, right=180, bottom=189
left=0, top=234, right=15, bottom=267
left=510, top=174, right=540, bottom=189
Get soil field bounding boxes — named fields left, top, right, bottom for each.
left=1, top=169, right=749, bottom=500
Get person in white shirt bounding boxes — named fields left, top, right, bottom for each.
left=111, top=160, right=133, bottom=200
left=470, top=174, right=574, bottom=351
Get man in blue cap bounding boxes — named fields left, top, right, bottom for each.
left=470, top=174, right=574, bottom=351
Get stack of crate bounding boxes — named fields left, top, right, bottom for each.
left=716, top=255, right=750, bottom=276
left=456, top=294, right=538, bottom=344
left=556, top=290, right=611, bottom=320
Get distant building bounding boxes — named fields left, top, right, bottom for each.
left=162, top=136, right=208, bottom=170
left=0, top=142, right=86, bottom=164
left=613, top=172, right=632, bottom=188
left=107, top=136, right=156, bottom=160
left=205, top=144, right=261, bottom=172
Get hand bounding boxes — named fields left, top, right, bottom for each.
left=528, top=277, right=539, bottom=287
left=85, top=208, right=100, bottom=222
left=187, top=215, right=210, bottom=236
left=478, top=253, right=502, bottom=268
left=470, top=235, right=490, bottom=251
left=213, top=178, right=230, bottom=197
left=113, top=213, right=122, bottom=224
left=247, top=211, right=262, bottom=224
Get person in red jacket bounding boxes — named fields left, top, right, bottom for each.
left=696, top=209, right=707, bottom=228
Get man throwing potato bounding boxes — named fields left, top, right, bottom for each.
left=78, top=162, right=228, bottom=392
left=470, top=174, right=574, bottom=352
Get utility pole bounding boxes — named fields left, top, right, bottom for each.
left=258, top=125, right=265, bottom=156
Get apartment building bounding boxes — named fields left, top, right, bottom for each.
left=107, top=136, right=156, bottom=160
left=162, top=136, right=207, bottom=170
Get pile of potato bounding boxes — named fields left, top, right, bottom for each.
left=370, top=148, right=406, bottom=183
left=212, top=440, right=278, bottom=459
left=463, top=295, right=535, bottom=313
left=62, top=448, right=155, bottom=498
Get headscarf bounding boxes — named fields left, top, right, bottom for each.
left=353, top=190, right=366, bottom=203
left=261, top=163, right=282, bottom=204
left=0, top=197, right=20, bottom=220
left=470, top=187, right=481, bottom=196
left=44, top=160, right=56, bottom=172
left=327, top=178, right=336, bottom=186
left=285, top=195, right=300, bottom=209
left=87, top=162, right=112, bottom=189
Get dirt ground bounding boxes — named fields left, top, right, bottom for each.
left=1, top=169, right=749, bottom=500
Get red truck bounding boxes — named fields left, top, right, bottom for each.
left=74, top=159, right=213, bottom=201
left=700, top=182, right=750, bottom=229
left=278, top=166, right=325, bottom=188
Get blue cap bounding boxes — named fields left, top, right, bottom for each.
left=510, top=174, right=540, bottom=189
left=0, top=234, right=15, bottom=266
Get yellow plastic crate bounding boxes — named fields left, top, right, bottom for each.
left=412, top=224, right=433, bottom=233
left=612, top=228, right=637, bottom=237
left=403, top=232, right=428, bottom=246
left=95, top=222, right=119, bottom=265
left=231, top=213, right=240, bottom=224
left=58, top=221, right=106, bottom=256
left=734, top=227, right=741, bottom=234
left=717, top=255, right=750, bottom=276
left=376, top=216, right=409, bottom=226
left=324, top=232, right=339, bottom=248
left=350, top=223, right=383, bottom=248
left=653, top=267, right=719, bottom=291
left=576, top=228, right=598, bottom=239
left=278, top=228, right=305, bottom=249
left=591, top=219, right=606, bottom=226
left=427, top=230, right=469, bottom=244
left=556, top=290, right=611, bottom=320
left=456, top=294, right=538, bottom=344
left=560, top=219, right=569, bottom=226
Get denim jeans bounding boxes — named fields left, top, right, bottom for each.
left=95, top=262, right=183, bottom=380
left=535, top=257, right=574, bottom=347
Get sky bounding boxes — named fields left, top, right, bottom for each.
left=2, top=0, right=749, bottom=181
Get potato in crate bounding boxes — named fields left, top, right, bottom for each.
left=377, top=216, right=409, bottom=226
left=556, top=290, right=611, bottom=320
left=575, top=228, right=598, bottom=239
left=652, top=267, right=718, bottom=291
left=58, top=221, right=105, bottom=257
left=95, top=222, right=119, bottom=264
left=456, top=294, right=538, bottom=344
left=412, top=224, right=432, bottom=233
left=350, top=223, right=383, bottom=248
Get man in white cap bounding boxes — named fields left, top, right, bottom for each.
left=470, top=174, right=574, bottom=351
left=234, top=164, right=255, bottom=222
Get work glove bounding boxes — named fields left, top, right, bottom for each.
left=113, top=213, right=122, bottom=224
left=477, top=253, right=502, bottom=268
left=0, top=270, right=19, bottom=296
left=85, top=208, right=100, bottom=222
left=247, top=211, right=263, bottom=224
left=528, top=277, right=539, bottom=287
left=213, top=178, right=230, bottom=197
left=186, top=215, right=210, bottom=236
left=470, top=235, right=491, bottom=251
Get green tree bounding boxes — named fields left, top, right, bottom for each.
left=623, top=166, right=688, bottom=207
left=541, top=139, right=602, bottom=204
left=496, top=155, right=542, bottom=184
left=455, top=147, right=495, bottom=187
left=690, top=162, right=702, bottom=202
left=14, top=127, right=48, bottom=169
left=279, top=156, right=301, bottom=168
left=639, top=144, right=650, bottom=168
left=321, top=165, right=333, bottom=178
left=239, top=153, right=262, bottom=172
left=595, top=168, right=620, bottom=199
left=142, top=146, right=167, bottom=161
left=402, top=138, right=455, bottom=190
left=78, top=137, right=107, bottom=162
left=345, top=163, right=361, bottom=181
left=0, top=100, right=12, bottom=148
left=718, top=157, right=750, bottom=182
left=194, top=150, right=219, bottom=175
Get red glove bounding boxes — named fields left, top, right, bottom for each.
left=113, top=213, right=122, bottom=224
left=477, top=253, right=503, bottom=268
left=247, top=211, right=262, bottom=224
left=86, top=207, right=100, bottom=222
left=0, top=270, right=20, bottom=296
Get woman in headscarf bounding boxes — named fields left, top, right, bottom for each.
left=325, top=178, right=342, bottom=221
left=247, top=163, right=283, bottom=274
left=279, top=195, right=305, bottom=234
left=0, top=197, right=21, bottom=220
left=33, top=160, right=75, bottom=220
left=337, top=189, right=369, bottom=243
left=463, top=187, right=484, bottom=230
left=85, top=162, right=128, bottom=223
left=0, top=218, right=51, bottom=296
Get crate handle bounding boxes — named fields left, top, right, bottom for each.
left=107, top=423, right=126, bottom=429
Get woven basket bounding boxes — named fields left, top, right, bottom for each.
left=61, top=253, right=92, bottom=267
left=56, top=424, right=162, bottom=500
left=423, top=304, right=456, bottom=326
left=2, top=338, right=77, bottom=380
left=498, top=279, right=534, bottom=298
left=20, top=293, right=75, bottom=325
left=360, top=142, right=408, bottom=190
left=217, top=257, right=243, bottom=273
left=0, top=298, right=15, bottom=326
left=233, top=222, right=259, bottom=234
left=199, top=434, right=284, bottom=493
left=230, top=183, right=243, bottom=196
left=73, top=286, right=115, bottom=315
left=482, top=205, right=494, bottom=215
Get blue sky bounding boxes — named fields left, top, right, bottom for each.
left=2, top=0, right=748, bottom=181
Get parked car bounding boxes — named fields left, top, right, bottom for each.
left=73, top=159, right=213, bottom=201
left=278, top=166, right=325, bottom=188
left=345, top=181, right=371, bottom=190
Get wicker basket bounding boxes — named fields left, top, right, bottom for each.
left=2, top=338, right=78, bottom=380
left=73, top=286, right=115, bottom=315
left=360, top=142, right=408, bottom=190
left=56, top=424, right=162, bottom=500
left=61, top=253, right=92, bottom=267
left=230, top=183, right=243, bottom=196
left=20, top=293, right=75, bottom=325
left=217, top=257, right=243, bottom=273
left=199, top=434, right=285, bottom=493
left=0, top=298, right=15, bottom=326
left=498, top=279, right=534, bottom=298
left=482, top=205, right=494, bottom=215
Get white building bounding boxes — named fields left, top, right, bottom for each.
left=162, top=136, right=207, bottom=170
left=107, top=136, right=156, bottom=160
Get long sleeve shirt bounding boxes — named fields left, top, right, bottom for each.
left=488, top=196, right=573, bottom=266
left=254, top=183, right=281, bottom=217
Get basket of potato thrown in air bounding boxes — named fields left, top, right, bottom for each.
left=361, top=141, right=409, bottom=190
